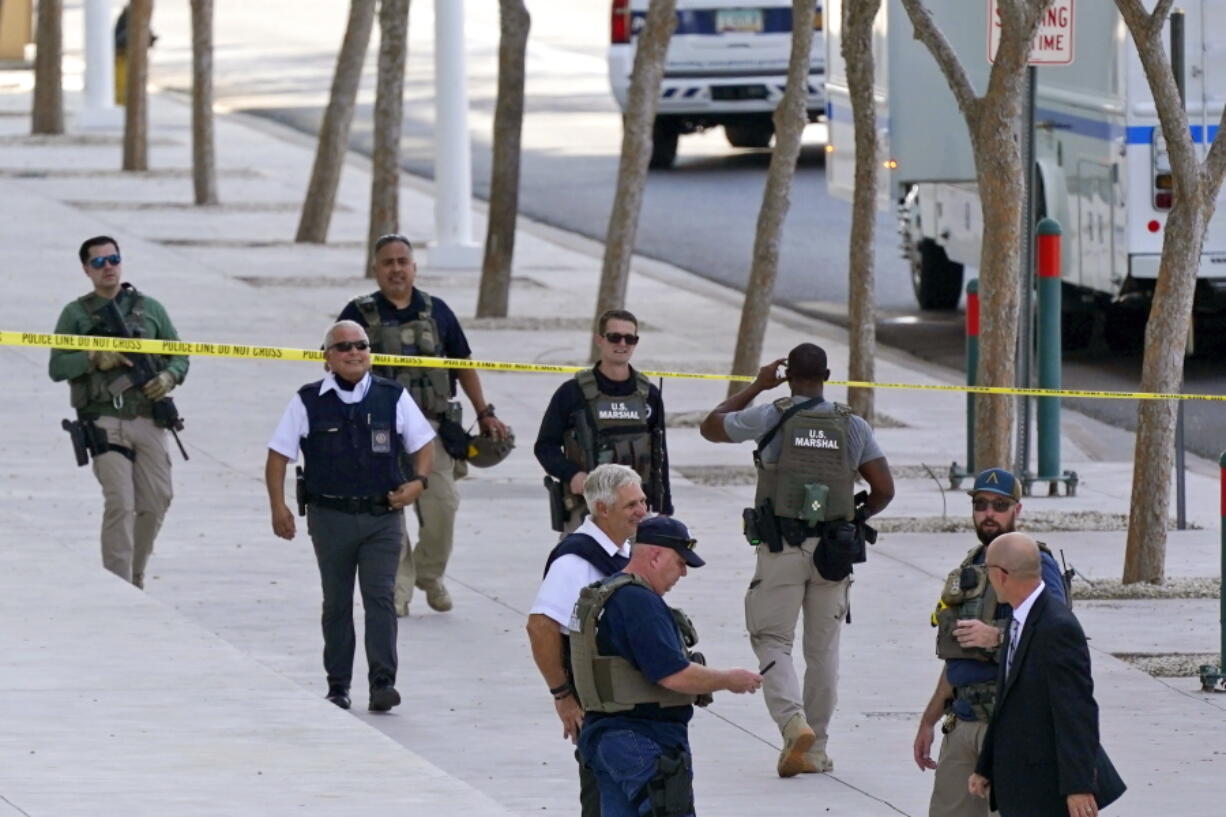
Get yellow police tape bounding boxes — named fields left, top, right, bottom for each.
left=6, top=330, right=1226, bottom=402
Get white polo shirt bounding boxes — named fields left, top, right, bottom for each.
left=530, top=518, right=631, bottom=632
left=267, top=372, right=435, bottom=461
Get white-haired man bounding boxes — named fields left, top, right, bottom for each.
left=528, top=463, right=649, bottom=817
left=265, top=320, right=435, bottom=713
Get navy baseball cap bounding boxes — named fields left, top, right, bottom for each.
left=636, top=517, right=705, bottom=568
left=968, top=467, right=1021, bottom=501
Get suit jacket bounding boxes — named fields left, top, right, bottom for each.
left=976, top=588, right=1126, bottom=816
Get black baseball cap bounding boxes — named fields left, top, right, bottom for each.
left=636, top=517, right=705, bottom=568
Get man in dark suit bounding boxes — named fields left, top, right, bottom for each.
left=970, top=533, right=1125, bottom=817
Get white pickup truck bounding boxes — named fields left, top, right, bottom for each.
left=608, top=1, right=826, bottom=168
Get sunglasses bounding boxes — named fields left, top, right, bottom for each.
left=973, top=498, right=1015, bottom=513
left=603, top=332, right=639, bottom=345
left=88, top=254, right=122, bottom=269
left=985, top=563, right=1010, bottom=576
left=329, top=340, right=370, bottom=352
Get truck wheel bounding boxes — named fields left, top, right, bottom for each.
left=725, top=122, right=773, bottom=149
left=912, top=239, right=964, bottom=311
left=1104, top=303, right=1145, bottom=355
left=649, top=118, right=680, bottom=170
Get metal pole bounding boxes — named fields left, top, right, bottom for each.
left=966, top=279, right=979, bottom=476
left=1172, top=10, right=1188, bottom=529
left=430, top=0, right=481, bottom=268
left=1201, top=452, right=1226, bottom=691
left=1035, top=218, right=1062, bottom=486
left=1016, top=65, right=1037, bottom=486
left=79, top=0, right=121, bottom=129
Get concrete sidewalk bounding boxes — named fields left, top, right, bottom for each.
left=0, top=68, right=1222, bottom=817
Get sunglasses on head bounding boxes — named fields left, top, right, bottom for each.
left=973, top=497, right=1015, bottom=513
left=329, top=340, right=370, bottom=352
left=603, top=332, right=639, bottom=345
left=88, top=254, right=121, bottom=269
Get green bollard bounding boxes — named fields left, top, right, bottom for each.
left=966, top=279, right=979, bottom=475
left=1036, top=219, right=1062, bottom=482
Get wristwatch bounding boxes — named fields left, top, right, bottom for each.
left=477, top=404, right=497, bottom=420
left=406, top=474, right=429, bottom=490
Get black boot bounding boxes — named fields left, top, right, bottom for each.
left=326, top=684, right=351, bottom=710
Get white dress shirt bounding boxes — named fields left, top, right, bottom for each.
left=1007, top=580, right=1046, bottom=676
left=267, top=372, right=435, bottom=461
left=529, top=518, right=631, bottom=632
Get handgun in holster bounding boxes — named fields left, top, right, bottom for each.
left=295, top=466, right=307, bottom=517
left=61, top=414, right=132, bottom=466
left=544, top=476, right=566, bottom=532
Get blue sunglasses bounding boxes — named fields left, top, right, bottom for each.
left=88, top=254, right=122, bottom=269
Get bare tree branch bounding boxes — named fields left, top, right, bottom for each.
left=898, top=0, right=979, bottom=122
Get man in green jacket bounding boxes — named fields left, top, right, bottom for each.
left=49, top=236, right=189, bottom=588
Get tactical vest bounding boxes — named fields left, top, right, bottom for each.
left=569, top=574, right=699, bottom=714
left=563, top=368, right=658, bottom=498
left=299, top=376, right=407, bottom=497
left=754, top=398, right=856, bottom=524
left=353, top=291, right=453, bottom=418
left=932, top=541, right=1055, bottom=662
left=70, top=286, right=162, bottom=419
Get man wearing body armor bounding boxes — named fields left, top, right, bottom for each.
left=265, top=321, right=435, bottom=712
left=912, top=468, right=1068, bottom=817
left=338, top=234, right=510, bottom=616
left=528, top=464, right=648, bottom=817
left=700, top=343, right=894, bottom=778
left=49, top=236, right=189, bottom=588
left=571, top=517, right=761, bottom=817
left=535, top=310, right=672, bottom=535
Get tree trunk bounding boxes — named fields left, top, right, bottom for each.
left=842, top=0, right=882, bottom=422
left=365, top=0, right=411, bottom=274
left=296, top=0, right=377, bottom=244
left=122, top=0, right=154, bottom=170
left=1114, top=0, right=1226, bottom=583
left=31, top=0, right=63, bottom=135
left=476, top=0, right=531, bottom=317
left=590, top=0, right=677, bottom=359
left=190, top=0, right=218, bottom=204
left=899, top=0, right=1051, bottom=469
left=727, top=0, right=816, bottom=395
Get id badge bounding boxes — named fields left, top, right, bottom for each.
left=371, top=425, right=393, bottom=454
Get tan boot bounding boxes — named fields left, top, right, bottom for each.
left=800, top=748, right=833, bottom=774
left=777, top=713, right=817, bottom=778
left=417, top=579, right=453, bottom=612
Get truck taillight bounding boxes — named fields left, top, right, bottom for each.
left=1152, top=131, right=1172, bottom=210
left=814, top=5, right=823, bottom=31
left=612, top=0, right=631, bottom=44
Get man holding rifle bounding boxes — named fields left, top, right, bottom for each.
left=534, top=309, right=672, bottom=535
left=49, top=236, right=189, bottom=588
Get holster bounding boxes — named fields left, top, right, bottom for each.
left=295, top=466, right=307, bottom=517
left=641, top=748, right=694, bottom=817
left=544, top=476, right=566, bottom=532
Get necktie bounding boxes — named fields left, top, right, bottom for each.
left=1005, top=618, right=1021, bottom=677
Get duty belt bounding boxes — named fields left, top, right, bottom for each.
left=307, top=493, right=394, bottom=516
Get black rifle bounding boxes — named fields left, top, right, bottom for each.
left=93, top=293, right=189, bottom=461
left=569, top=407, right=597, bottom=473
left=648, top=376, right=665, bottom=511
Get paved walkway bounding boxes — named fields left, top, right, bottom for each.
left=0, top=57, right=1222, bottom=817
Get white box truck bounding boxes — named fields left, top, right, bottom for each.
left=609, top=1, right=827, bottom=168
left=825, top=0, right=1226, bottom=350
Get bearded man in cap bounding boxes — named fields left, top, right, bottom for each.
left=912, top=468, right=1068, bottom=817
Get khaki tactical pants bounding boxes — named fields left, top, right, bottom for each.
left=91, top=415, right=173, bottom=585
left=395, top=436, right=459, bottom=608
left=929, top=718, right=995, bottom=817
left=744, top=536, right=850, bottom=751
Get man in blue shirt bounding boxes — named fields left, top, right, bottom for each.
left=575, top=518, right=762, bottom=817
left=911, top=468, right=1068, bottom=817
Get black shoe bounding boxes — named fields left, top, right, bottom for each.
left=368, top=684, right=401, bottom=712
left=326, top=684, right=351, bottom=710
